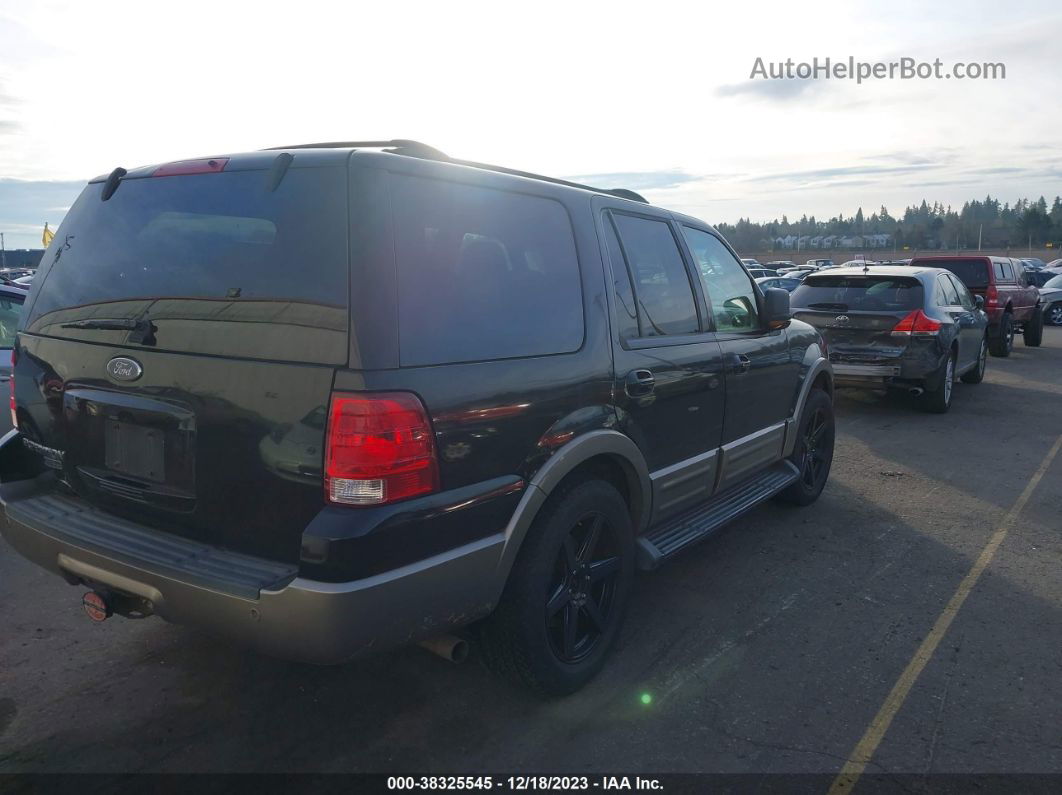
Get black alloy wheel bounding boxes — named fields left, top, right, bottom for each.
left=545, top=511, right=622, bottom=664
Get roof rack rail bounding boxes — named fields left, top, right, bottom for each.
left=263, top=140, right=649, bottom=204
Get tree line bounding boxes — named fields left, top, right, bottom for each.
left=716, top=195, right=1062, bottom=252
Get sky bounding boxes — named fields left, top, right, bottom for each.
left=0, top=0, right=1059, bottom=249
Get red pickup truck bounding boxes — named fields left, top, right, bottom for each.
left=909, top=255, right=1042, bottom=356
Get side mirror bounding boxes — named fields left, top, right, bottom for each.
left=764, top=287, right=792, bottom=329
left=974, top=294, right=985, bottom=309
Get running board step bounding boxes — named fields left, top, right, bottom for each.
left=637, top=459, right=800, bottom=570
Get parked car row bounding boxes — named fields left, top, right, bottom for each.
left=786, top=252, right=1050, bottom=413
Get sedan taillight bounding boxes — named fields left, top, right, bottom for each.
left=891, top=309, right=942, bottom=337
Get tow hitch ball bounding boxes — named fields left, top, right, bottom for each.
left=82, top=591, right=112, bottom=622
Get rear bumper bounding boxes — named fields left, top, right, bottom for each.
left=831, top=349, right=943, bottom=388
left=0, top=472, right=504, bottom=664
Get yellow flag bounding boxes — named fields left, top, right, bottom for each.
left=42, top=222, right=55, bottom=247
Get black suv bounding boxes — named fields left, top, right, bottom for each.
left=0, top=141, right=834, bottom=694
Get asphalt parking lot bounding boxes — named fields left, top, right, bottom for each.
left=1, top=329, right=1060, bottom=780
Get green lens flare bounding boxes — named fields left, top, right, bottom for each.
left=640, top=692, right=652, bottom=705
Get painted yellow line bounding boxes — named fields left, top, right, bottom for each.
left=828, top=432, right=1062, bottom=794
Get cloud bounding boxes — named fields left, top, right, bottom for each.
left=0, top=178, right=85, bottom=249
left=563, top=170, right=702, bottom=191
left=744, top=163, right=938, bottom=184
left=715, top=78, right=818, bottom=102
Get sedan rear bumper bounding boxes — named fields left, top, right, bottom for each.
left=831, top=346, right=945, bottom=388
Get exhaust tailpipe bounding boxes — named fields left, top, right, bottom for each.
left=419, top=634, right=469, bottom=664
left=908, top=387, right=924, bottom=397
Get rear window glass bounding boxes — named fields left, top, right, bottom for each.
left=391, top=173, right=583, bottom=366
left=914, top=259, right=989, bottom=289
left=25, top=167, right=349, bottom=363
left=792, top=276, right=923, bottom=312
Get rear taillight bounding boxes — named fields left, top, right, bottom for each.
left=985, top=284, right=999, bottom=307
left=324, top=392, right=439, bottom=506
left=9, top=347, right=16, bottom=430
left=891, top=309, right=942, bottom=337
left=151, top=158, right=229, bottom=177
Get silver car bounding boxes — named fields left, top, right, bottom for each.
left=1039, top=272, right=1062, bottom=325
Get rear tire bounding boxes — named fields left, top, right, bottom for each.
left=921, top=351, right=955, bottom=413
left=479, top=478, right=634, bottom=696
left=778, top=388, right=834, bottom=506
left=1023, top=307, right=1043, bottom=347
left=960, top=335, right=988, bottom=384
left=989, top=313, right=1013, bottom=357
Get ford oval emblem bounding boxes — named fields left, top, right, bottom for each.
left=106, top=357, right=143, bottom=382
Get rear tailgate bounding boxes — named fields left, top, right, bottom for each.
left=14, top=161, right=349, bottom=564
left=791, top=275, right=923, bottom=363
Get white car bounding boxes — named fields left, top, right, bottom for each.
left=740, top=258, right=762, bottom=268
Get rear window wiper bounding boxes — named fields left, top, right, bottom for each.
left=806, top=302, right=849, bottom=311
left=60, top=316, right=158, bottom=345
left=61, top=318, right=141, bottom=330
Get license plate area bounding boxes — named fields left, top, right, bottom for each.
left=105, top=421, right=166, bottom=483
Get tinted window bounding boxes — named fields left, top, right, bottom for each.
left=26, top=168, right=349, bottom=363
left=0, top=292, right=24, bottom=347
left=682, top=227, right=760, bottom=331
left=602, top=214, right=639, bottom=339
left=995, top=261, right=1014, bottom=282
left=915, top=259, right=989, bottom=289
left=611, top=214, right=698, bottom=337
left=938, top=275, right=961, bottom=306
left=792, top=276, right=923, bottom=311
left=947, top=274, right=974, bottom=309
left=391, top=174, right=583, bottom=365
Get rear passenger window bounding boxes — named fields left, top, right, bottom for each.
left=602, top=214, right=640, bottom=340
left=390, top=174, right=584, bottom=366
left=995, top=261, right=1014, bottom=282
left=611, top=214, right=699, bottom=337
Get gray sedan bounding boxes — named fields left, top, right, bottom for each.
left=1039, top=272, right=1062, bottom=325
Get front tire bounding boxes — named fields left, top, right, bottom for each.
left=921, top=351, right=956, bottom=413
left=1047, top=302, right=1062, bottom=326
left=1023, top=307, right=1043, bottom=346
left=778, top=388, right=834, bottom=506
left=960, top=335, right=988, bottom=384
left=989, top=313, right=1013, bottom=357
left=479, top=478, right=634, bottom=696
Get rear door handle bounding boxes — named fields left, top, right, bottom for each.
left=624, top=369, right=655, bottom=397
left=726, top=353, right=751, bottom=374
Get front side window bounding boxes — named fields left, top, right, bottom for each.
left=610, top=214, right=699, bottom=337
left=391, top=174, right=584, bottom=366
left=947, top=274, right=974, bottom=309
left=938, top=275, right=960, bottom=306
left=682, top=227, right=760, bottom=332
